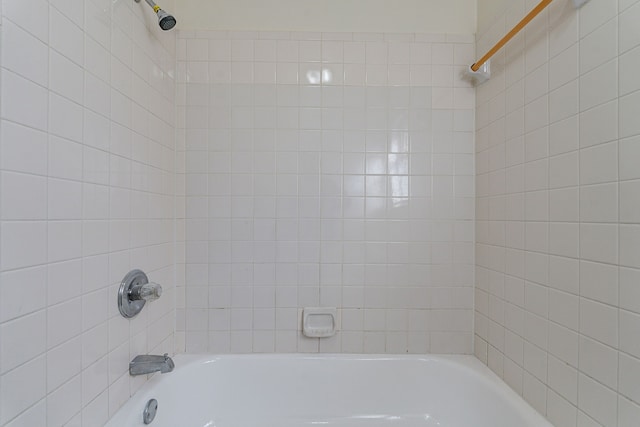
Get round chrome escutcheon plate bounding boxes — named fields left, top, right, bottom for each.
left=117, top=269, right=149, bottom=318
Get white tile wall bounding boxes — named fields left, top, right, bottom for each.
left=177, top=30, right=476, bottom=354
left=475, top=0, right=640, bottom=426
left=11, top=0, right=639, bottom=424
left=0, top=0, right=177, bottom=425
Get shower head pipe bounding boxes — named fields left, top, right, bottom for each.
left=134, top=0, right=177, bottom=31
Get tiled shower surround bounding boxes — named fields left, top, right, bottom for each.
left=177, top=31, right=477, bottom=354
left=4, top=0, right=639, bottom=426
left=474, top=0, right=640, bottom=426
left=0, top=0, right=177, bottom=425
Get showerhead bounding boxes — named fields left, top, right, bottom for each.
left=135, top=0, right=177, bottom=31
left=157, top=9, right=177, bottom=31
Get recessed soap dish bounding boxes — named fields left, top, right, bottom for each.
left=302, top=307, right=337, bottom=338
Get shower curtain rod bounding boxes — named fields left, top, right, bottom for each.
left=471, top=0, right=553, bottom=72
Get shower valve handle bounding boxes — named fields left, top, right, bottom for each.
left=129, top=282, right=163, bottom=302
left=118, top=269, right=165, bottom=318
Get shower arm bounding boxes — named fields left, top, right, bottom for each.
left=136, top=0, right=161, bottom=12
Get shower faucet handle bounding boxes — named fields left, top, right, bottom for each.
left=118, top=269, right=164, bottom=318
left=129, top=282, right=163, bottom=302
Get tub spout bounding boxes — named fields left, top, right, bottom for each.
left=130, top=353, right=175, bottom=376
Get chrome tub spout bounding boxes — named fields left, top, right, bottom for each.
left=130, top=353, right=175, bottom=376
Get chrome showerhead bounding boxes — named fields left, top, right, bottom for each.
left=135, top=0, right=177, bottom=31
left=156, top=8, right=177, bottom=31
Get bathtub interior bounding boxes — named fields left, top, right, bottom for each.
left=106, top=355, right=552, bottom=427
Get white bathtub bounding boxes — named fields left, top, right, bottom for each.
left=106, top=354, right=552, bottom=427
